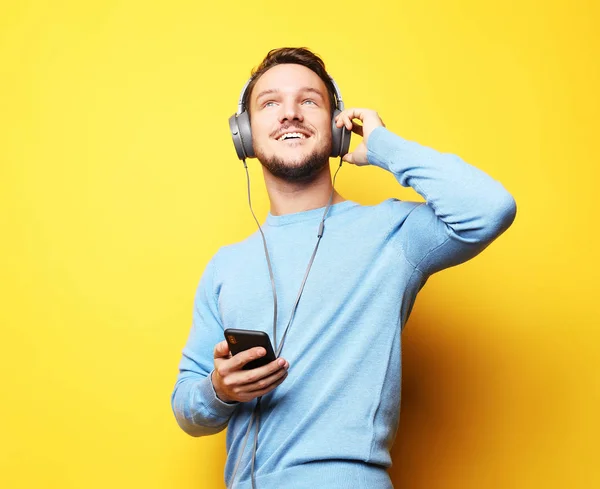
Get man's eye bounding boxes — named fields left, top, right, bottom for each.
left=264, top=101, right=276, bottom=108
left=303, top=99, right=317, bottom=105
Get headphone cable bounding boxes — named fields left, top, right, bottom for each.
left=227, top=158, right=343, bottom=489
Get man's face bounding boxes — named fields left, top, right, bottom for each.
left=249, top=64, right=332, bottom=183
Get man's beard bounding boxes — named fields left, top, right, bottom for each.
left=255, top=143, right=331, bottom=183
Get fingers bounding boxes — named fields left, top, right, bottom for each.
left=335, top=108, right=367, bottom=126
left=215, top=342, right=286, bottom=376
left=215, top=345, right=267, bottom=376
left=213, top=340, right=230, bottom=359
left=215, top=358, right=290, bottom=403
left=241, top=361, right=288, bottom=391
left=334, top=108, right=384, bottom=135
left=245, top=370, right=288, bottom=399
left=342, top=120, right=363, bottom=136
left=342, top=152, right=354, bottom=164
left=231, top=346, right=268, bottom=371
left=236, top=357, right=289, bottom=386
left=342, top=146, right=370, bottom=167
left=335, top=113, right=363, bottom=134
left=218, top=357, right=287, bottom=387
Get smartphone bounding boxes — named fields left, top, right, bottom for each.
left=224, top=328, right=277, bottom=370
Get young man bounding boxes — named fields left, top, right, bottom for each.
left=171, top=47, right=517, bottom=488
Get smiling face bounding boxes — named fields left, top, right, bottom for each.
left=248, top=63, right=333, bottom=183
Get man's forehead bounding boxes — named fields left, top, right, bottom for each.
left=251, top=64, right=327, bottom=100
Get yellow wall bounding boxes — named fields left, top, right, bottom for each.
left=1, top=1, right=598, bottom=487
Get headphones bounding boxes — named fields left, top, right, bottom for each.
left=228, top=73, right=351, bottom=160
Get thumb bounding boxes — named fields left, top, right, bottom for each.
left=214, top=340, right=230, bottom=359
left=341, top=152, right=354, bottom=164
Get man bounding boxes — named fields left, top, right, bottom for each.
left=171, top=47, right=517, bottom=488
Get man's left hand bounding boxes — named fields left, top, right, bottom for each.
left=335, top=108, right=386, bottom=166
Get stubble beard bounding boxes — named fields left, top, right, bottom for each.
left=255, top=141, right=332, bottom=184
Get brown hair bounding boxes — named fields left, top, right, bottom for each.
left=242, top=47, right=337, bottom=117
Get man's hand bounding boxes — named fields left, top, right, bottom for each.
left=211, top=340, right=289, bottom=403
left=335, top=108, right=386, bottom=166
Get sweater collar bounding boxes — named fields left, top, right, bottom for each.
left=266, top=200, right=358, bottom=227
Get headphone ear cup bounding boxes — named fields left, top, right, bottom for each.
left=330, top=109, right=351, bottom=158
left=229, top=114, right=245, bottom=160
left=237, top=111, right=255, bottom=158
left=229, top=111, right=255, bottom=160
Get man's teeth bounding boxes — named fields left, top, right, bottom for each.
left=278, top=132, right=307, bottom=141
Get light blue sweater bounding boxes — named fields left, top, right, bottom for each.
left=171, top=126, right=517, bottom=488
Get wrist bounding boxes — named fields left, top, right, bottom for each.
left=366, top=126, right=395, bottom=169
left=211, top=370, right=237, bottom=404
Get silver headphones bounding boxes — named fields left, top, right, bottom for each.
left=228, top=73, right=351, bottom=160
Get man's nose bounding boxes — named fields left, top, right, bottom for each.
left=278, top=101, right=304, bottom=123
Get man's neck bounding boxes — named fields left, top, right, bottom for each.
left=262, top=164, right=346, bottom=216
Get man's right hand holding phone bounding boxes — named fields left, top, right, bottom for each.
left=211, top=340, right=289, bottom=403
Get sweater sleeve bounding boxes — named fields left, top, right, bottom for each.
left=170, top=254, right=238, bottom=437
left=366, top=126, right=517, bottom=276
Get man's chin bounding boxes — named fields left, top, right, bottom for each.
left=256, top=150, right=330, bottom=183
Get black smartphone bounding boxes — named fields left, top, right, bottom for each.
left=224, top=328, right=277, bottom=370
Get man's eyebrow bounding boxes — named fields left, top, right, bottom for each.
left=300, top=87, right=325, bottom=100
left=255, top=87, right=326, bottom=102
left=255, top=88, right=279, bottom=102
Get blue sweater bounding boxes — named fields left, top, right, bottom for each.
left=171, top=127, right=517, bottom=488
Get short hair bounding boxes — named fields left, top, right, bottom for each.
left=242, top=47, right=337, bottom=117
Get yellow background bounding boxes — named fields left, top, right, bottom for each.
left=1, top=1, right=598, bottom=487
